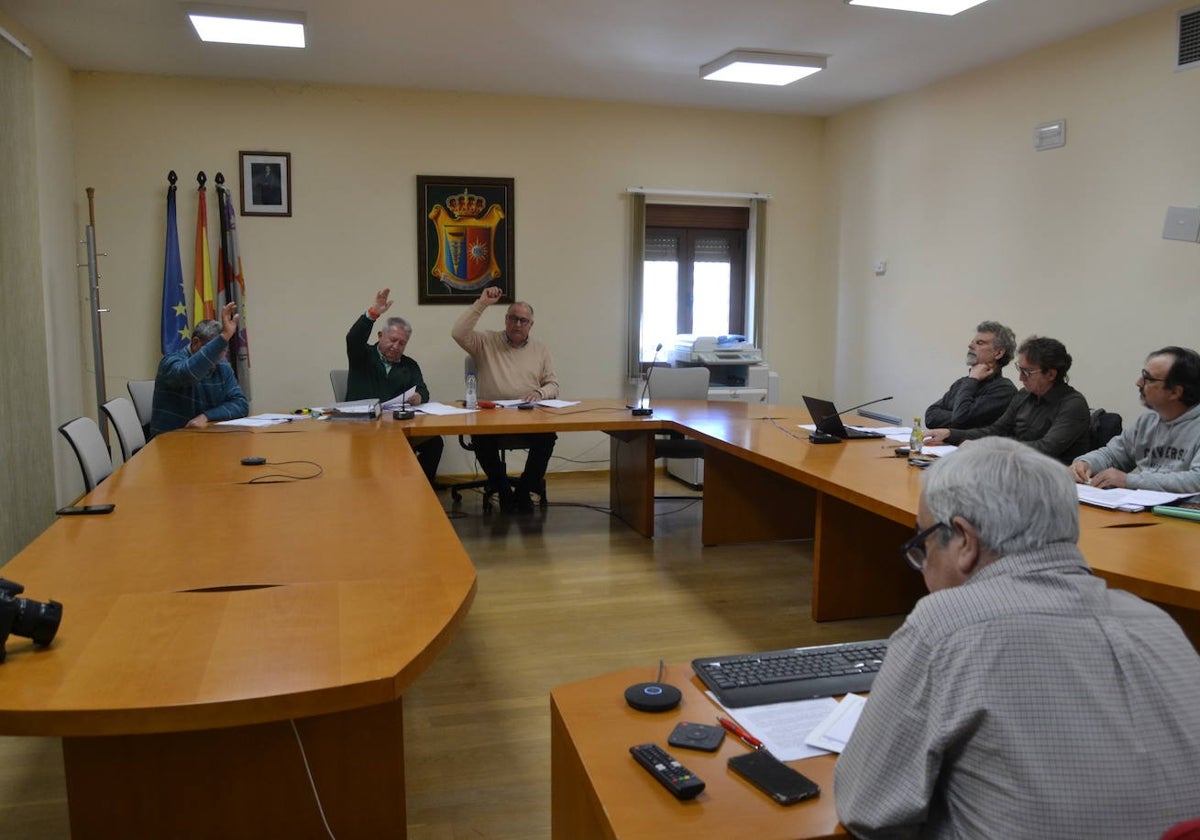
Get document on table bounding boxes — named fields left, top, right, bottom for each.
left=218, top=414, right=304, bottom=427
left=537, top=399, right=580, bottom=408
left=380, top=388, right=418, bottom=410
left=705, top=692, right=838, bottom=761
left=1076, top=485, right=1187, bottom=512
left=804, top=693, right=866, bottom=753
left=414, top=402, right=477, bottom=416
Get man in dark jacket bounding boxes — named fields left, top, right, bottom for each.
left=924, top=320, right=1017, bottom=429
left=346, top=288, right=443, bottom=485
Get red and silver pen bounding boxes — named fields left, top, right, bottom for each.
left=717, top=715, right=764, bottom=750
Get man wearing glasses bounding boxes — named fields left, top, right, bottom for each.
left=452, top=286, right=559, bottom=513
left=1070, top=346, right=1200, bottom=493
left=926, top=335, right=1091, bottom=464
left=923, top=320, right=1017, bottom=429
left=835, top=438, right=1200, bottom=839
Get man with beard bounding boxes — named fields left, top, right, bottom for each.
left=1071, top=346, right=1200, bottom=493
left=924, top=321, right=1017, bottom=429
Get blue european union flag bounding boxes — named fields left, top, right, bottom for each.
left=161, top=180, right=189, bottom=354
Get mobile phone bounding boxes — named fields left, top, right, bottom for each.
left=56, top=504, right=115, bottom=515
left=727, top=750, right=820, bottom=806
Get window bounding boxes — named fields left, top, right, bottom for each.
left=640, top=205, right=747, bottom=363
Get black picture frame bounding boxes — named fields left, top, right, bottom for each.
left=417, top=175, right=514, bottom=304
left=239, top=151, right=291, bottom=217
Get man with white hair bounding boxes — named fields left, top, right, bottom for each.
left=835, top=437, right=1200, bottom=840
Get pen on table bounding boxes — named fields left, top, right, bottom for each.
left=717, top=716, right=764, bottom=750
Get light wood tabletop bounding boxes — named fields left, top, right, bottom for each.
left=551, top=664, right=846, bottom=840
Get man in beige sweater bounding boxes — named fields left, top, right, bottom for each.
left=452, top=286, right=559, bottom=512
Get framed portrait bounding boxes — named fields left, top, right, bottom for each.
left=239, top=151, right=292, bottom=217
left=417, top=175, right=514, bottom=304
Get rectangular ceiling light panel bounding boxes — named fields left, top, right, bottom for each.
left=846, top=0, right=990, bottom=15
left=187, top=7, right=306, bottom=47
left=701, top=50, right=826, bottom=86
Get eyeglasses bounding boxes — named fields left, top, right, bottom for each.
left=1139, top=369, right=1166, bottom=384
left=1017, top=365, right=1044, bottom=379
left=505, top=314, right=532, bottom=327
left=901, top=522, right=949, bottom=572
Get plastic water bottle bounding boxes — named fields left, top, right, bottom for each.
left=465, top=372, right=478, bottom=409
left=909, top=417, right=924, bottom=455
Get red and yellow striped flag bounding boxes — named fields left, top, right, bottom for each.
left=192, top=181, right=216, bottom=325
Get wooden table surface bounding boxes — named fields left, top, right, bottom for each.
left=551, top=664, right=845, bottom=840
left=396, top=398, right=1200, bottom=627
left=0, top=420, right=478, bottom=737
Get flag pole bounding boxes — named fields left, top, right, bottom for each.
left=84, top=187, right=110, bottom=447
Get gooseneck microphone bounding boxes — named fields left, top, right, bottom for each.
left=393, top=388, right=415, bottom=421
left=631, top=343, right=663, bottom=416
left=810, top=396, right=894, bottom=444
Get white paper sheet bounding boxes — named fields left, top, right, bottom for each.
left=217, top=415, right=301, bottom=427
left=413, top=402, right=477, bottom=416
left=537, top=399, right=580, bottom=408
left=804, top=693, right=866, bottom=753
left=704, top=691, right=837, bottom=761
left=380, top=388, right=418, bottom=410
left=1076, top=484, right=1186, bottom=512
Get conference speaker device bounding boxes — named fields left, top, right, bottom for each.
left=624, top=681, right=682, bottom=712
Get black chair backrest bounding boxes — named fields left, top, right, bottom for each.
left=1089, top=409, right=1122, bottom=450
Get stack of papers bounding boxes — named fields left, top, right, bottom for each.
left=706, top=691, right=868, bottom=761
left=1076, top=485, right=1188, bottom=512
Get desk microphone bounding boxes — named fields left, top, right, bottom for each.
left=810, top=396, right=893, bottom=444
left=393, top=389, right=415, bottom=421
left=630, top=343, right=662, bottom=416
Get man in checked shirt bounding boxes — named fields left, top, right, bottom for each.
left=835, top=437, right=1200, bottom=840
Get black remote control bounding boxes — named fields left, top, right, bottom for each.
left=629, top=743, right=705, bottom=800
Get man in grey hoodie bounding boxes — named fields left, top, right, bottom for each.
left=1071, top=346, right=1200, bottom=493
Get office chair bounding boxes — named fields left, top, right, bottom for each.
left=127, top=379, right=155, bottom=435
left=1089, top=408, right=1122, bottom=450
left=446, top=357, right=548, bottom=512
left=330, top=369, right=349, bottom=402
left=646, top=366, right=710, bottom=495
left=101, top=396, right=147, bottom=462
left=58, top=416, right=114, bottom=493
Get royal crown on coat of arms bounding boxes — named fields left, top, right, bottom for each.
left=446, top=190, right=487, bottom=219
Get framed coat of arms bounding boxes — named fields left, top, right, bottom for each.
left=416, top=175, right=514, bottom=304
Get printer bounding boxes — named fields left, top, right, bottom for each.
left=670, top=334, right=764, bottom=365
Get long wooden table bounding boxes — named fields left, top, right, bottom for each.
left=6, top=399, right=1197, bottom=836
left=0, top=420, right=476, bottom=838
left=400, top=399, right=1200, bottom=636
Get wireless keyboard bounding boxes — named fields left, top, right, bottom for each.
left=692, top=639, right=888, bottom=708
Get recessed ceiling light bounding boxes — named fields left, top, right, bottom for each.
left=846, top=0, right=990, bottom=15
left=700, top=50, right=827, bottom=86
left=187, top=6, right=306, bottom=48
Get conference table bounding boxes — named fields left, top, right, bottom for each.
left=4, top=398, right=1197, bottom=837
left=400, top=399, right=1200, bottom=639
left=0, top=420, right=477, bottom=838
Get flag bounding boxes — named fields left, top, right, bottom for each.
left=161, top=178, right=189, bottom=354
left=192, top=180, right=216, bottom=325
left=217, top=182, right=252, bottom=398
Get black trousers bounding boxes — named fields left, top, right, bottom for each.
left=470, top=432, right=556, bottom=497
left=410, top=435, right=444, bottom=486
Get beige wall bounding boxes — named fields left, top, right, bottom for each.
left=827, top=3, right=1200, bottom=428
left=14, top=1, right=1199, bottom=501
left=69, top=74, right=828, bottom=474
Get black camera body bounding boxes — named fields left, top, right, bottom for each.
left=0, top=578, right=63, bottom=663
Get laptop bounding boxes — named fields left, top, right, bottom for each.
left=802, top=395, right=885, bottom=440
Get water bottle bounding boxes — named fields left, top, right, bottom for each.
left=909, top=417, right=924, bottom=455
left=465, top=372, right=478, bottom=409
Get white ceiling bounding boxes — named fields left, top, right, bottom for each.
left=0, top=0, right=1176, bottom=116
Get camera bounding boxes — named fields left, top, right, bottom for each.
left=0, top=578, right=63, bottom=663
